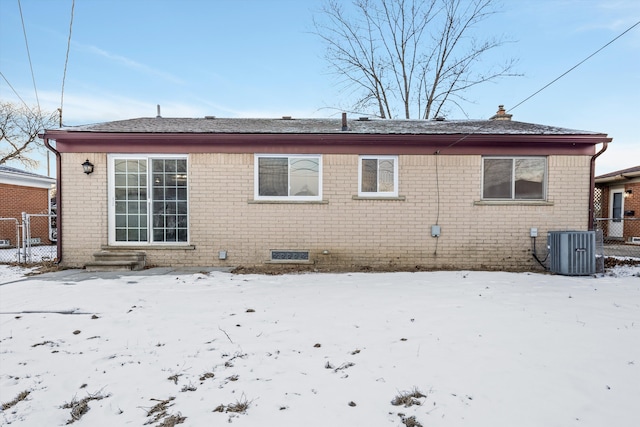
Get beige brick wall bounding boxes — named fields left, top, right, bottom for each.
left=59, top=152, right=592, bottom=271
left=59, top=153, right=108, bottom=265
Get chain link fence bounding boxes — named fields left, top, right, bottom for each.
left=593, top=218, right=640, bottom=258
left=0, top=218, right=21, bottom=263
left=0, top=214, right=57, bottom=264
left=593, top=187, right=640, bottom=262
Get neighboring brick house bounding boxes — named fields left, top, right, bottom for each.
left=0, top=165, right=56, bottom=248
left=594, top=165, right=640, bottom=243
left=41, top=107, right=611, bottom=271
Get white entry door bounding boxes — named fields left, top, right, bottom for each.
left=608, top=187, right=624, bottom=238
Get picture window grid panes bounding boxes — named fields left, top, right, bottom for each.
left=111, top=155, right=188, bottom=244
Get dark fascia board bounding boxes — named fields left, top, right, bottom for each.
left=43, top=130, right=610, bottom=156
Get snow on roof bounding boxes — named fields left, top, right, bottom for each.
left=0, top=165, right=55, bottom=187
left=56, top=116, right=606, bottom=136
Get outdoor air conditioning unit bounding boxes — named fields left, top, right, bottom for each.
left=0, top=239, right=10, bottom=247
left=548, top=231, right=596, bottom=276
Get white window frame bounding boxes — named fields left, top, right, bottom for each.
left=481, top=156, right=547, bottom=201
left=107, top=154, right=189, bottom=245
left=358, top=155, right=399, bottom=197
left=254, top=154, right=323, bottom=201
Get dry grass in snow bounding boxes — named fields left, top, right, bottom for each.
left=0, top=266, right=639, bottom=426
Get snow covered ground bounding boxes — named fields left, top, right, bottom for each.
left=1, top=265, right=639, bottom=426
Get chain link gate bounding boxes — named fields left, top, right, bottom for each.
left=0, top=218, right=21, bottom=263
left=22, top=213, right=58, bottom=263
left=593, top=186, right=640, bottom=261
left=0, top=214, right=57, bottom=264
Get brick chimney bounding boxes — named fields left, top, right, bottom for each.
left=490, top=105, right=512, bottom=121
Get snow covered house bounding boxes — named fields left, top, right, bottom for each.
left=41, top=107, right=611, bottom=271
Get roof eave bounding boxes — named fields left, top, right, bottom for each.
left=41, top=129, right=610, bottom=157
left=595, top=171, right=640, bottom=184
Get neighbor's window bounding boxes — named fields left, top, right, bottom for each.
left=359, top=155, right=398, bottom=197
left=109, top=155, right=188, bottom=244
left=482, top=157, right=546, bottom=200
left=255, top=155, right=322, bottom=201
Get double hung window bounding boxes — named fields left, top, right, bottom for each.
left=482, top=157, right=546, bottom=200
left=358, top=155, right=398, bottom=197
left=109, top=155, right=188, bottom=244
left=255, top=155, right=322, bottom=201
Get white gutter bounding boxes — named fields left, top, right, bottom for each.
left=595, top=171, right=640, bottom=184
left=0, top=171, right=56, bottom=188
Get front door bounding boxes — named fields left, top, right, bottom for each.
left=608, top=187, right=624, bottom=238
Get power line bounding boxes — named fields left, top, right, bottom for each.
left=17, top=0, right=40, bottom=113
left=440, top=19, right=640, bottom=151
left=0, top=71, right=31, bottom=109
left=60, top=0, right=75, bottom=127
left=431, top=19, right=639, bottom=238
left=509, top=20, right=640, bottom=113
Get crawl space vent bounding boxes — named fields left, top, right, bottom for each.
left=270, top=250, right=310, bottom=262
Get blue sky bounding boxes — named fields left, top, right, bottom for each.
left=1, top=0, right=638, bottom=176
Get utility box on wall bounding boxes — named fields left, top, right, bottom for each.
left=548, top=231, right=596, bottom=276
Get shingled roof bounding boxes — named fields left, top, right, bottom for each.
left=595, top=165, right=640, bottom=181
left=58, top=116, right=605, bottom=136
left=0, top=165, right=55, bottom=187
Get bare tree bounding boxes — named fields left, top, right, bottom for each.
left=0, top=101, right=58, bottom=169
left=313, top=0, right=519, bottom=119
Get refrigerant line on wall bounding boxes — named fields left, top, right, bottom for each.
left=429, top=20, right=638, bottom=261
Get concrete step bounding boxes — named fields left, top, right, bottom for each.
left=93, top=251, right=146, bottom=262
left=85, top=260, right=143, bottom=272
left=85, top=251, right=146, bottom=272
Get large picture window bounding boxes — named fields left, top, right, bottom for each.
left=482, top=157, right=546, bottom=200
left=109, top=155, right=188, bottom=244
left=358, top=155, right=398, bottom=197
left=255, top=155, right=322, bottom=201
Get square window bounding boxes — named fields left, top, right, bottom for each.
left=482, top=157, right=546, bottom=200
left=358, top=156, right=398, bottom=197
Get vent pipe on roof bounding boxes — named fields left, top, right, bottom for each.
left=156, top=104, right=162, bottom=118
left=341, top=112, right=348, bottom=131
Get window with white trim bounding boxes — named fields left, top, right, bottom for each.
left=482, top=157, right=546, bottom=200
left=254, top=154, right=322, bottom=201
left=358, top=155, right=398, bottom=197
left=109, top=155, right=188, bottom=244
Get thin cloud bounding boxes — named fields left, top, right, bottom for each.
left=577, top=18, right=640, bottom=34
left=596, top=0, right=640, bottom=12
left=576, top=1, right=640, bottom=34
left=26, top=89, right=202, bottom=124
left=73, top=41, right=185, bottom=85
